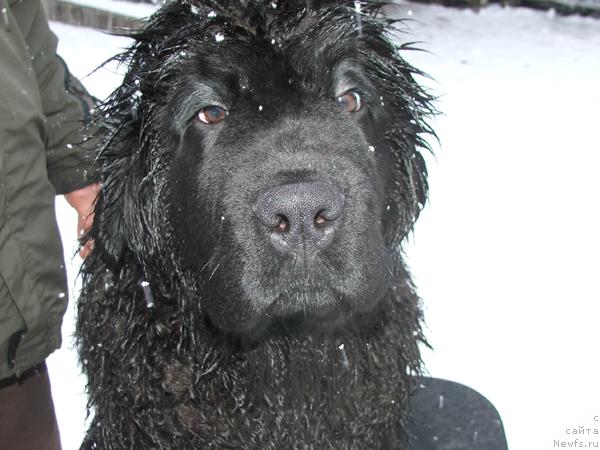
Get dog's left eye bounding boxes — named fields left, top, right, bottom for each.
left=337, top=91, right=362, bottom=113
left=198, top=105, right=228, bottom=124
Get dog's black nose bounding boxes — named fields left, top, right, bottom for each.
left=253, top=182, right=345, bottom=257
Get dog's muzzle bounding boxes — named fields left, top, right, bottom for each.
left=253, top=182, right=345, bottom=259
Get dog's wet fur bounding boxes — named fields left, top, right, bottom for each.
left=77, top=1, right=435, bottom=448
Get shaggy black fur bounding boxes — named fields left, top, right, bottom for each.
left=76, top=1, right=436, bottom=448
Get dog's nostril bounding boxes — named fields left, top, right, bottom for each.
left=275, top=215, right=289, bottom=233
left=314, top=211, right=328, bottom=229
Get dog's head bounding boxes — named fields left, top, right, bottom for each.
left=92, top=0, right=434, bottom=337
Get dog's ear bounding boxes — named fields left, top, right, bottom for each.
left=89, top=114, right=152, bottom=269
left=86, top=6, right=189, bottom=270
left=352, top=14, right=437, bottom=243
left=89, top=52, right=165, bottom=270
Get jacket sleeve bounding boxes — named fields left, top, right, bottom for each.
left=22, top=0, right=99, bottom=195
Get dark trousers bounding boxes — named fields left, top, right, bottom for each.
left=0, top=363, right=62, bottom=450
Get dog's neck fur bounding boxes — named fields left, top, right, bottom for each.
left=173, top=289, right=421, bottom=449
left=78, top=257, right=423, bottom=449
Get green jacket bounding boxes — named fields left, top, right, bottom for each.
left=0, top=0, right=97, bottom=379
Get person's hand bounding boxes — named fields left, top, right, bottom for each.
left=64, top=182, right=100, bottom=259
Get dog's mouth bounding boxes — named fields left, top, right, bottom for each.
left=231, top=294, right=353, bottom=343
left=269, top=287, right=342, bottom=319
left=258, top=275, right=387, bottom=332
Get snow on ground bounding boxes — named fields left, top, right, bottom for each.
left=48, top=5, right=600, bottom=449
left=390, top=4, right=600, bottom=450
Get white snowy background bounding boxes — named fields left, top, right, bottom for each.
left=46, top=2, right=600, bottom=449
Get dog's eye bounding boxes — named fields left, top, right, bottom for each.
left=198, top=105, right=228, bottom=124
left=337, top=91, right=362, bottom=113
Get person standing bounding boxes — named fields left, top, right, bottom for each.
left=0, top=0, right=99, bottom=448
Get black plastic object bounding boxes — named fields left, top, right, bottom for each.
left=408, top=377, right=508, bottom=450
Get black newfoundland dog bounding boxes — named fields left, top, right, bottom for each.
left=77, top=1, right=439, bottom=448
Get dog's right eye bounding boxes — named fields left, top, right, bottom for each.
left=337, top=91, right=362, bottom=113
left=198, top=105, right=228, bottom=124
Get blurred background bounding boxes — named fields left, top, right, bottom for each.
left=43, top=1, right=600, bottom=449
